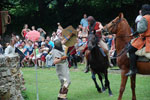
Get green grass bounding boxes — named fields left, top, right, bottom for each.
left=22, top=64, right=150, bottom=100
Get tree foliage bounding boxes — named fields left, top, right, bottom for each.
left=1, top=0, right=150, bottom=35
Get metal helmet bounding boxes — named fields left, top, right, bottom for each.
left=54, top=39, right=63, bottom=51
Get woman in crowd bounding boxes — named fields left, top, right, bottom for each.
left=37, top=28, right=46, bottom=38
left=4, top=38, right=16, bottom=55
left=21, top=24, right=30, bottom=38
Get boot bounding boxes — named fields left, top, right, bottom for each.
left=58, top=87, right=68, bottom=100
left=57, top=97, right=67, bottom=100
left=99, top=48, right=106, bottom=57
left=125, top=50, right=137, bottom=76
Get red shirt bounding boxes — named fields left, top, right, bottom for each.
left=88, top=22, right=102, bottom=40
left=94, top=22, right=102, bottom=40
left=23, top=29, right=27, bottom=37
left=68, top=46, right=76, bottom=55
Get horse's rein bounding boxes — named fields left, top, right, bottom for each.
left=116, top=35, right=132, bottom=38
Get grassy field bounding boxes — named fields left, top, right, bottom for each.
left=22, top=64, right=150, bottom=100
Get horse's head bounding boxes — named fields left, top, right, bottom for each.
left=102, top=13, right=124, bottom=35
left=87, top=31, right=98, bottom=51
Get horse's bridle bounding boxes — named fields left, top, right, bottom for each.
left=104, top=18, right=132, bottom=38
left=105, top=18, right=123, bottom=35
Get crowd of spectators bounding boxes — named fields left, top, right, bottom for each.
left=0, top=14, right=117, bottom=69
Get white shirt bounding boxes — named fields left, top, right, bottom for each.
left=135, top=15, right=143, bottom=23
left=4, top=45, right=15, bottom=55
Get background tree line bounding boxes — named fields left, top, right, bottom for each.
left=1, top=0, right=150, bottom=36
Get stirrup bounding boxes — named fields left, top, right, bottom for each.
left=125, top=70, right=137, bottom=76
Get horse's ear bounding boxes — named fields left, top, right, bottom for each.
left=119, top=13, right=124, bottom=19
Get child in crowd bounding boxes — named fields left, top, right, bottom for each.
left=45, top=50, right=53, bottom=68
left=32, top=43, right=41, bottom=67
left=40, top=42, right=49, bottom=68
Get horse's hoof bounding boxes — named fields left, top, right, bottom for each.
left=109, top=92, right=113, bottom=96
left=102, top=88, right=105, bottom=92
left=97, top=88, right=102, bottom=93
left=109, top=94, right=113, bottom=97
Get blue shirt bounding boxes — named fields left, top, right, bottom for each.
left=23, top=46, right=28, bottom=56
left=49, top=41, right=54, bottom=48
left=80, top=18, right=88, bottom=27
left=27, top=46, right=33, bottom=55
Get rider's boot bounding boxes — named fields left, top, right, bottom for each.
left=125, top=46, right=138, bottom=76
left=99, top=48, right=113, bottom=67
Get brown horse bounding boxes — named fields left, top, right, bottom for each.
left=102, top=13, right=150, bottom=100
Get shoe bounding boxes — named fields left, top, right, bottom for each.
left=109, top=63, right=113, bottom=67
left=125, top=69, right=137, bottom=76
left=57, top=97, right=67, bottom=100
left=84, top=68, right=89, bottom=73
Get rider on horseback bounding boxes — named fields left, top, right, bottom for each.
left=84, top=16, right=112, bottom=73
left=126, top=4, right=150, bottom=76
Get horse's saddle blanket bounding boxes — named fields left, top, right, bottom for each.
left=135, top=47, right=150, bottom=62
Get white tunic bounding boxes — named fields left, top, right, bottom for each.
left=51, top=49, right=71, bottom=87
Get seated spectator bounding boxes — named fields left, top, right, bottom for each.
left=14, top=35, right=21, bottom=47
left=4, top=38, right=16, bottom=55
left=32, top=43, right=41, bottom=67
left=45, top=39, right=52, bottom=50
left=48, top=39, right=54, bottom=48
left=0, top=44, right=3, bottom=54
left=40, top=42, right=49, bottom=68
left=51, top=31, right=59, bottom=42
left=77, top=37, right=87, bottom=63
left=45, top=51, right=53, bottom=68
left=27, top=40, right=34, bottom=67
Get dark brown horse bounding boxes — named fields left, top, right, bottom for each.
left=102, top=13, right=150, bottom=100
left=85, top=32, right=112, bottom=96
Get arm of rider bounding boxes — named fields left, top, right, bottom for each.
left=133, top=17, right=148, bottom=37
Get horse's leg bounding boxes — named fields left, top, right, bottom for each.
left=104, top=71, right=113, bottom=96
left=91, top=71, right=101, bottom=93
left=118, top=69, right=129, bottom=100
left=84, top=50, right=90, bottom=73
left=97, top=73, right=105, bottom=92
left=130, top=75, right=136, bottom=100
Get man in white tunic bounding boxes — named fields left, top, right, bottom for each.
left=51, top=39, right=71, bottom=100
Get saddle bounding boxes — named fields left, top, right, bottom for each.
left=135, top=47, right=150, bottom=62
